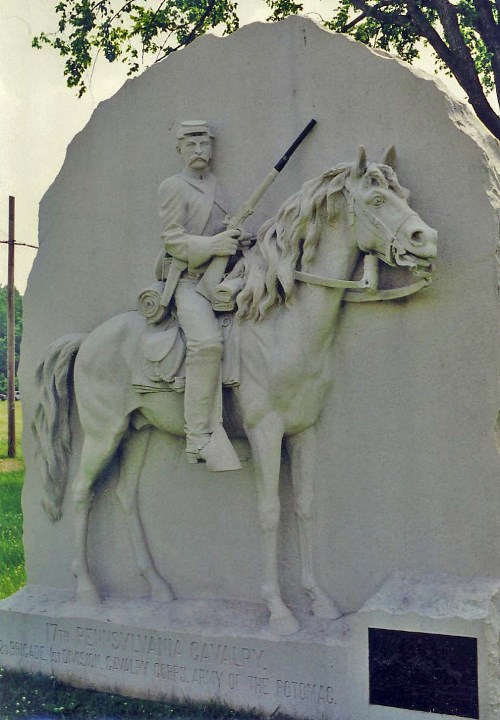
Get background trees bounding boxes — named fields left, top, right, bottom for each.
left=33, top=0, right=500, bottom=142
left=0, top=287, right=23, bottom=394
left=326, top=0, right=500, bottom=143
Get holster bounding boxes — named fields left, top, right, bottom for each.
left=159, top=256, right=188, bottom=309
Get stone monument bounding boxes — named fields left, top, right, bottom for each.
left=1, top=16, right=499, bottom=720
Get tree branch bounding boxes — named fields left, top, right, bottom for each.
left=342, top=10, right=368, bottom=30
left=471, top=0, right=500, bottom=104
left=408, top=0, right=500, bottom=138
left=471, top=0, right=500, bottom=53
left=348, top=0, right=410, bottom=27
left=155, top=0, right=218, bottom=62
left=339, top=0, right=399, bottom=31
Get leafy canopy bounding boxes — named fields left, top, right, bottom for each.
left=33, top=0, right=239, bottom=95
left=0, top=286, right=23, bottom=394
left=33, top=0, right=500, bottom=141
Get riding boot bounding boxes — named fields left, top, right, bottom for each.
left=183, top=344, right=240, bottom=471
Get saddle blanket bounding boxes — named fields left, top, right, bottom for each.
left=132, top=313, right=240, bottom=393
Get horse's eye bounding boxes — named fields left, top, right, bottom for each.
left=371, top=195, right=384, bottom=207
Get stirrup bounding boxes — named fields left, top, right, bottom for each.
left=186, top=426, right=241, bottom=472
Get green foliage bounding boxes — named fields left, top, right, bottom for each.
left=0, top=286, right=22, bottom=392
left=0, top=469, right=26, bottom=600
left=0, top=401, right=25, bottom=600
left=0, top=401, right=23, bottom=459
left=327, top=0, right=428, bottom=63
left=33, top=0, right=240, bottom=97
left=0, top=668, right=276, bottom=719
left=327, top=0, right=497, bottom=91
left=33, top=0, right=500, bottom=141
left=266, top=0, right=304, bottom=22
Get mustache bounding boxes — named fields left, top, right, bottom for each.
left=188, top=154, right=209, bottom=162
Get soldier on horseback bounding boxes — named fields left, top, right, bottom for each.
left=157, top=120, right=246, bottom=468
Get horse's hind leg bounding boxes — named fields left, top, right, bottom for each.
left=116, top=427, right=174, bottom=602
left=286, top=428, right=341, bottom=620
left=72, top=428, right=126, bottom=603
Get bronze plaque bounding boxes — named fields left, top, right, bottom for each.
left=369, top=628, right=479, bottom=718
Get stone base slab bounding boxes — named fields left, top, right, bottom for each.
left=1, top=578, right=499, bottom=719
left=0, top=587, right=353, bottom=719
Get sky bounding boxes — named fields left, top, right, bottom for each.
left=0, top=0, right=463, bottom=294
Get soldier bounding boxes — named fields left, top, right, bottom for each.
left=158, top=120, right=245, bottom=468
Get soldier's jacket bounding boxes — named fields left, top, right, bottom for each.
left=159, top=169, right=228, bottom=275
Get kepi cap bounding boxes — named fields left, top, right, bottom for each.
left=176, top=120, right=213, bottom=139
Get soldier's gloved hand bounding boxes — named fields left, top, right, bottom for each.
left=211, top=229, right=241, bottom=256
left=235, top=229, right=255, bottom=249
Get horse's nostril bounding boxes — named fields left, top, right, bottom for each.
left=410, top=230, right=425, bottom=246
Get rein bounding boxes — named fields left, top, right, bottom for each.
left=293, top=185, right=433, bottom=302
left=294, top=253, right=432, bottom=303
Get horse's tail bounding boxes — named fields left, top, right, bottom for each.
left=31, top=333, right=87, bottom=523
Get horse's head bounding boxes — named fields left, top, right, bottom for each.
left=341, top=147, right=437, bottom=275
left=235, top=148, right=437, bottom=320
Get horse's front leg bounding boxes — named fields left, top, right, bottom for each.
left=247, top=413, right=300, bottom=636
left=286, top=427, right=341, bottom=620
left=116, top=427, right=174, bottom=602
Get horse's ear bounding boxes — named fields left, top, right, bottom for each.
left=328, top=169, right=349, bottom=194
left=353, top=146, right=367, bottom=178
left=382, top=145, right=396, bottom=168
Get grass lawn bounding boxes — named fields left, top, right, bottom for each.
left=0, top=467, right=25, bottom=599
left=0, top=401, right=23, bottom=466
left=0, top=669, right=266, bottom=720
left=0, top=401, right=25, bottom=600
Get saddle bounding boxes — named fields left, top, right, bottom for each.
left=132, top=301, right=240, bottom=394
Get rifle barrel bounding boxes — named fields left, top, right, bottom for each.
left=274, top=119, right=317, bottom=173
left=195, top=119, right=317, bottom=301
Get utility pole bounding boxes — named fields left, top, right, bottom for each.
left=0, top=197, right=38, bottom=458
left=7, top=197, right=16, bottom=457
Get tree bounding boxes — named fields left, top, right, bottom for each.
left=32, top=0, right=239, bottom=97
left=0, top=287, right=23, bottom=394
left=33, top=0, right=500, bottom=142
left=324, top=0, right=500, bottom=142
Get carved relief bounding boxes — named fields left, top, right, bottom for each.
left=32, top=141, right=437, bottom=636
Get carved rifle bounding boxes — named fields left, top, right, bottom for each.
left=196, top=119, right=317, bottom=301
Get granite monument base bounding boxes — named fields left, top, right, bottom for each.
left=1, top=575, right=498, bottom=719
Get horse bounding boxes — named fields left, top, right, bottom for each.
left=32, top=147, right=437, bottom=636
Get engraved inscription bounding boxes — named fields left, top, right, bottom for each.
left=0, top=640, right=48, bottom=661
left=50, top=649, right=103, bottom=669
left=275, top=678, right=335, bottom=704
left=189, top=641, right=264, bottom=668
left=46, top=623, right=69, bottom=644
left=73, top=625, right=182, bottom=658
left=1, top=620, right=336, bottom=708
left=248, top=675, right=270, bottom=695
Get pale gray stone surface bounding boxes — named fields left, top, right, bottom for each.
left=5, top=14, right=500, bottom=719
left=29, top=145, right=436, bottom=637
left=21, top=16, right=500, bottom=612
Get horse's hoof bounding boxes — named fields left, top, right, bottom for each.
left=269, top=612, right=300, bottom=636
left=311, top=596, right=342, bottom=620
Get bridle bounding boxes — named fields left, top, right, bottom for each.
left=294, top=187, right=433, bottom=303
left=294, top=255, right=431, bottom=302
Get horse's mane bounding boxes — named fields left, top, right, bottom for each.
left=234, top=161, right=406, bottom=321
